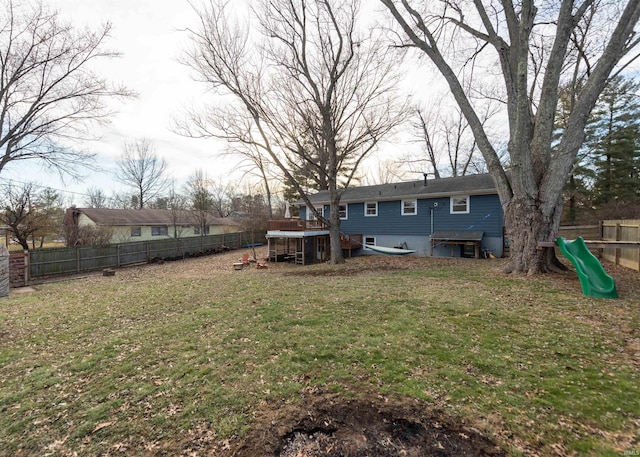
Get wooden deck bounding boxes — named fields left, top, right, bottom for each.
left=267, top=219, right=327, bottom=231
left=266, top=231, right=363, bottom=264
left=341, top=234, right=362, bottom=250
left=341, top=234, right=362, bottom=258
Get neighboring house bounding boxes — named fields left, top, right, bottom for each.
left=65, top=207, right=241, bottom=245
left=283, top=173, right=505, bottom=259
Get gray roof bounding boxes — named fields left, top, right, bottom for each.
left=72, top=208, right=240, bottom=227
left=300, top=173, right=497, bottom=205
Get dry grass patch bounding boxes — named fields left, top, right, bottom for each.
left=1, top=248, right=638, bottom=456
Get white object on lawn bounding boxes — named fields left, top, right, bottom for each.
left=367, top=245, right=416, bottom=255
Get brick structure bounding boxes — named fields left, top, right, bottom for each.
left=9, top=253, right=28, bottom=288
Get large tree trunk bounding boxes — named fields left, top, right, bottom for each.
left=503, top=193, right=566, bottom=274
left=381, top=0, right=640, bottom=275
left=328, top=190, right=345, bottom=265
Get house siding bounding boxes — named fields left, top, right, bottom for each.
left=78, top=214, right=98, bottom=228
left=433, top=194, right=503, bottom=237
left=300, top=193, right=504, bottom=257
left=109, top=225, right=236, bottom=243
left=302, top=194, right=502, bottom=237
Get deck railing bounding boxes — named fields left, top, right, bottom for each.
left=267, top=219, right=328, bottom=231
left=341, top=233, right=362, bottom=249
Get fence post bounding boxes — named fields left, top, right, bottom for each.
left=637, top=223, right=640, bottom=272
left=76, top=247, right=80, bottom=273
left=598, top=220, right=603, bottom=240
left=615, top=223, right=621, bottom=267
left=24, top=251, right=30, bottom=285
left=117, top=244, right=121, bottom=267
left=0, top=246, right=9, bottom=297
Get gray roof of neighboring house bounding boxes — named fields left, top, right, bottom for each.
left=72, top=208, right=240, bottom=227
left=298, top=173, right=497, bottom=205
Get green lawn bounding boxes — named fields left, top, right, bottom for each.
left=1, top=253, right=638, bottom=456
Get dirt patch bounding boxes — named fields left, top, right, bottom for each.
left=225, top=389, right=506, bottom=457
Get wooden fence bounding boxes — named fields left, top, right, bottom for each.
left=557, top=224, right=602, bottom=240
left=601, top=220, right=640, bottom=272
left=557, top=221, right=640, bottom=272
left=27, top=231, right=266, bottom=279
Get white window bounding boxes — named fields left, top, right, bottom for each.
left=363, top=236, right=376, bottom=250
left=194, top=226, right=210, bottom=235
left=131, top=226, right=141, bottom=237
left=364, top=202, right=378, bottom=217
left=151, top=226, right=168, bottom=236
left=402, top=199, right=417, bottom=215
left=450, top=196, right=470, bottom=214
left=307, top=206, right=324, bottom=221
left=339, top=204, right=348, bottom=220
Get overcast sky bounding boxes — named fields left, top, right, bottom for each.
left=7, top=0, right=232, bottom=205
left=5, top=0, right=430, bottom=206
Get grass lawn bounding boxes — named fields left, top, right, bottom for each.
left=0, top=251, right=638, bottom=456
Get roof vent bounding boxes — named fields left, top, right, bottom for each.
left=423, top=173, right=428, bottom=186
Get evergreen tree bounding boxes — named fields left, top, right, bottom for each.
left=556, top=84, right=595, bottom=224
left=585, top=76, right=640, bottom=205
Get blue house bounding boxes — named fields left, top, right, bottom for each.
left=292, top=173, right=505, bottom=259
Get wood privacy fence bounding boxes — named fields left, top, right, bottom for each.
left=26, top=231, right=266, bottom=280
left=557, top=225, right=602, bottom=241
left=601, top=220, right=640, bottom=272
left=558, top=221, right=640, bottom=272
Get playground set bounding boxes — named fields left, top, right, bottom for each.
left=555, top=237, right=619, bottom=299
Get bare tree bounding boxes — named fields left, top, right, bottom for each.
left=65, top=222, right=113, bottom=246
left=185, top=169, right=214, bottom=235
left=0, top=182, right=62, bottom=249
left=233, top=183, right=270, bottom=260
left=362, top=158, right=409, bottom=185
left=31, top=187, right=64, bottom=248
left=412, top=106, right=442, bottom=179
left=0, top=0, right=131, bottom=178
left=382, top=0, right=640, bottom=274
left=115, top=139, right=169, bottom=209
left=210, top=178, right=236, bottom=219
left=166, top=182, right=189, bottom=239
left=109, top=191, right=135, bottom=209
left=238, top=146, right=277, bottom=219
left=181, top=0, right=409, bottom=264
left=176, top=114, right=280, bottom=218
left=411, top=101, right=496, bottom=178
left=84, top=187, right=110, bottom=208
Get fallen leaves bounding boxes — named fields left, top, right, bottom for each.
left=92, top=420, right=116, bottom=434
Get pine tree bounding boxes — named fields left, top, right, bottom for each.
left=556, top=84, right=595, bottom=223
left=585, top=76, right=640, bottom=205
